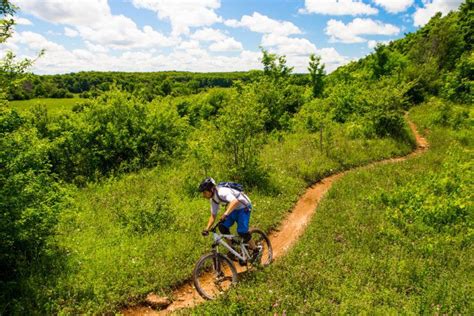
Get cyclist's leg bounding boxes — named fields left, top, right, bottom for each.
left=219, top=211, right=237, bottom=234
left=219, top=213, right=238, bottom=260
left=236, top=206, right=256, bottom=251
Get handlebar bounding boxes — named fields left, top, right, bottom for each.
left=209, top=219, right=225, bottom=233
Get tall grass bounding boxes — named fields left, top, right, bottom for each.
left=189, top=100, right=473, bottom=314
left=9, top=98, right=83, bottom=115
left=31, top=121, right=414, bottom=313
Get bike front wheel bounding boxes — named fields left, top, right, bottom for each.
left=193, top=252, right=238, bottom=300
left=249, top=228, right=273, bottom=266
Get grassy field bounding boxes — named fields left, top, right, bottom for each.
left=36, top=122, right=415, bottom=313
left=188, top=100, right=473, bottom=314
left=9, top=98, right=85, bottom=115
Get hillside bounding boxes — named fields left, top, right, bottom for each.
left=0, top=1, right=472, bottom=314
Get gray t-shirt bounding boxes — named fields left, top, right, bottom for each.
left=210, top=186, right=251, bottom=216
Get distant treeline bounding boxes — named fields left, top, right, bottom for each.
left=8, top=70, right=310, bottom=101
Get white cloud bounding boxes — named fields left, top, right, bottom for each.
left=177, top=40, right=200, bottom=50
left=15, top=17, right=33, bottom=25
left=326, top=18, right=400, bottom=43
left=13, top=0, right=177, bottom=50
left=64, top=27, right=78, bottom=38
left=131, top=0, right=222, bottom=35
left=14, top=31, right=64, bottom=52
left=261, top=34, right=316, bottom=55
left=85, top=41, right=109, bottom=53
left=224, top=12, right=301, bottom=36
left=76, top=17, right=177, bottom=49
left=13, top=0, right=111, bottom=27
left=209, top=38, right=243, bottom=52
left=190, top=28, right=227, bottom=42
left=299, top=0, right=378, bottom=16
left=413, top=0, right=462, bottom=26
left=190, top=28, right=243, bottom=51
left=373, top=0, right=414, bottom=13
left=7, top=1, right=350, bottom=74
left=317, top=47, right=349, bottom=65
left=5, top=29, right=349, bottom=74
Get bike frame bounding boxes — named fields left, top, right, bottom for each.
left=212, top=232, right=251, bottom=262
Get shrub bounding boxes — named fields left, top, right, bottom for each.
left=0, top=107, right=66, bottom=281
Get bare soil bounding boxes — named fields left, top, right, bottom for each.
left=122, top=118, right=428, bottom=315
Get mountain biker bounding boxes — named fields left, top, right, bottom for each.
left=199, top=177, right=259, bottom=258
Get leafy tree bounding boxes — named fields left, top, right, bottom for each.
left=160, top=78, right=172, bottom=96
left=215, top=84, right=269, bottom=187
left=0, top=0, right=15, bottom=43
left=371, top=43, right=390, bottom=78
left=260, top=48, right=293, bottom=81
left=308, top=53, right=326, bottom=98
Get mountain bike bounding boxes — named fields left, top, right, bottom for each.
left=193, top=220, right=273, bottom=300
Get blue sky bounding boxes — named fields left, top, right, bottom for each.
left=3, top=0, right=463, bottom=74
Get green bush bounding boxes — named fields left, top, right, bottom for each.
left=45, top=88, right=188, bottom=183
left=379, top=146, right=472, bottom=240
left=0, top=107, right=66, bottom=282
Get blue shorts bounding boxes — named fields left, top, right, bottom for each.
left=221, top=205, right=252, bottom=234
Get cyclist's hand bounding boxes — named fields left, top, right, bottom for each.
left=220, top=213, right=228, bottom=221
left=201, top=230, right=209, bottom=237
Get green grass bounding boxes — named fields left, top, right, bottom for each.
left=31, top=121, right=415, bottom=313
left=9, top=98, right=85, bottom=115
left=188, top=101, right=473, bottom=315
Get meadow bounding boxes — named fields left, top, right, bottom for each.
left=190, top=99, right=473, bottom=315
left=9, top=97, right=84, bottom=115
left=1, top=2, right=472, bottom=314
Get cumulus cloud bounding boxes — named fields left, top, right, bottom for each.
left=13, top=31, right=64, bottom=51
left=219, top=11, right=349, bottom=71
left=299, top=0, right=378, bottom=16
left=209, top=38, right=243, bottom=52
left=13, top=0, right=177, bottom=50
left=326, top=18, right=400, bottom=43
left=64, top=27, right=78, bottom=38
left=13, top=0, right=111, bottom=26
left=3, top=29, right=260, bottom=74
left=261, top=34, right=316, bottom=56
left=14, top=17, right=33, bottom=25
left=190, top=28, right=227, bottom=42
left=84, top=41, right=109, bottom=53
left=7, top=1, right=350, bottom=74
left=225, top=12, right=301, bottom=36
left=373, top=0, right=414, bottom=13
left=131, top=0, right=222, bottom=35
left=413, top=0, right=462, bottom=26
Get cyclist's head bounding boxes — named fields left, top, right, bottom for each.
left=198, top=177, right=216, bottom=197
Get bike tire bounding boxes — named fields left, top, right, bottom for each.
left=193, top=252, right=238, bottom=300
left=249, top=228, right=273, bottom=266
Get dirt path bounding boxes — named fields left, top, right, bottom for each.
left=122, top=118, right=428, bottom=315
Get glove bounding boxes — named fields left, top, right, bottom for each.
left=201, top=230, right=209, bottom=236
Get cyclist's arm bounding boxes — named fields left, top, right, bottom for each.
left=205, top=213, right=216, bottom=231
left=223, top=199, right=239, bottom=218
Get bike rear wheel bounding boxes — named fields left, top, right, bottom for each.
left=193, top=252, right=238, bottom=300
left=249, top=228, right=273, bottom=266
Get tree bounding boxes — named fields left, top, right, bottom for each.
left=260, top=48, right=293, bottom=81
left=372, top=43, right=390, bottom=78
left=1, top=0, right=44, bottom=100
left=308, top=53, right=326, bottom=98
left=0, top=0, right=16, bottom=43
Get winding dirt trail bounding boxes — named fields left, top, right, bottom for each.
left=122, top=118, right=428, bottom=315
